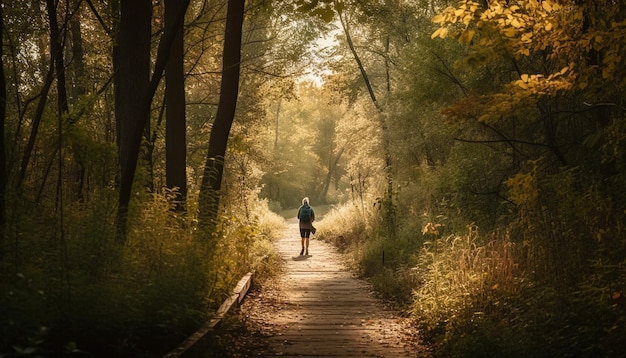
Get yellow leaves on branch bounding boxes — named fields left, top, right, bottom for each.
left=431, top=0, right=480, bottom=40
left=468, top=67, right=571, bottom=123
left=515, top=66, right=573, bottom=94
left=431, top=0, right=562, bottom=52
left=431, top=26, right=449, bottom=39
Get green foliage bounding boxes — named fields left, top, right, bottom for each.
left=0, top=185, right=283, bottom=357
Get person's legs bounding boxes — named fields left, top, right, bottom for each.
left=304, top=231, right=310, bottom=255
left=299, top=229, right=311, bottom=255
left=300, top=229, right=306, bottom=255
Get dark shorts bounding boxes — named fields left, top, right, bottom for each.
left=300, top=229, right=311, bottom=238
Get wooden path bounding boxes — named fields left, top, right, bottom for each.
left=241, top=219, right=430, bottom=357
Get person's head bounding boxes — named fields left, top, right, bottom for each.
left=302, top=197, right=309, bottom=206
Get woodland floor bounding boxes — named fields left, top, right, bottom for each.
left=204, top=219, right=431, bottom=357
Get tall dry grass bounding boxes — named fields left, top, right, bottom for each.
left=412, top=226, right=521, bottom=330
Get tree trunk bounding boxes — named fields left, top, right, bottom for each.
left=46, top=0, right=71, bottom=212
left=17, top=64, right=54, bottom=189
left=114, top=0, right=190, bottom=240
left=319, top=146, right=345, bottom=202
left=115, top=0, right=151, bottom=241
left=165, top=0, right=188, bottom=211
left=198, top=0, right=245, bottom=237
left=0, top=0, right=6, bottom=235
left=48, top=0, right=69, bottom=116
left=69, top=0, right=86, bottom=101
left=69, top=0, right=87, bottom=200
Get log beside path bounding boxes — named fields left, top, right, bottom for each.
left=240, top=218, right=430, bottom=357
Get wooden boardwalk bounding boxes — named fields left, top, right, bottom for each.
left=242, top=219, right=430, bottom=357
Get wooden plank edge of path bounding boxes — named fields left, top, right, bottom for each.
left=163, top=270, right=257, bottom=358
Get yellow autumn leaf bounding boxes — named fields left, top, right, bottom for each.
left=521, top=32, right=533, bottom=43
left=431, top=27, right=449, bottom=39
left=516, top=80, right=529, bottom=89
left=463, top=14, right=473, bottom=25
left=545, top=21, right=552, bottom=31
left=521, top=73, right=529, bottom=82
left=432, top=14, right=446, bottom=24
left=431, top=27, right=441, bottom=39
left=542, top=1, right=552, bottom=12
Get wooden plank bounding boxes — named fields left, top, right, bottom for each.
left=216, top=294, right=238, bottom=319
left=232, top=271, right=253, bottom=304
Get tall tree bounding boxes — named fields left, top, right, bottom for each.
left=47, top=0, right=69, bottom=116
left=165, top=0, right=187, bottom=210
left=115, top=0, right=151, bottom=240
left=68, top=0, right=88, bottom=200
left=0, top=0, right=6, bottom=233
left=198, top=0, right=245, bottom=235
left=46, top=0, right=71, bottom=213
left=115, top=0, right=190, bottom=239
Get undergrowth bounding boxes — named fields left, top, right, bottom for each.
left=0, top=190, right=284, bottom=357
left=318, top=200, right=626, bottom=357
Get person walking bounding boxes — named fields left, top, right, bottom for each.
left=297, top=197, right=315, bottom=255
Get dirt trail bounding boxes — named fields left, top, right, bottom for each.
left=239, top=218, right=430, bottom=357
